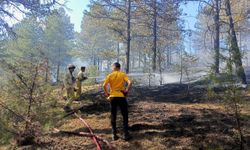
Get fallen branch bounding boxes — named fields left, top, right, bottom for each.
left=62, top=106, right=83, bottom=118
left=53, top=128, right=113, bottom=149
left=74, top=113, right=102, bottom=150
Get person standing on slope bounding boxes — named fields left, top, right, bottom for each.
left=103, top=62, right=133, bottom=141
left=63, top=64, right=76, bottom=112
left=76, top=66, right=87, bottom=98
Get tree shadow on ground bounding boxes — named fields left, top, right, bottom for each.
left=55, top=83, right=250, bottom=149
left=71, top=127, right=112, bottom=135
left=78, top=101, right=110, bottom=115
left=129, top=83, right=207, bottom=104
left=129, top=108, right=248, bottom=150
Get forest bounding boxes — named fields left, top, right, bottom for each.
left=0, top=0, right=250, bottom=149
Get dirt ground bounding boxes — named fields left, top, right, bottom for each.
left=15, top=84, right=250, bottom=150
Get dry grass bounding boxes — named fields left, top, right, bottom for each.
left=10, top=85, right=250, bottom=150
left=34, top=100, right=249, bottom=150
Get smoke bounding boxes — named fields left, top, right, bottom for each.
left=128, top=72, right=207, bottom=86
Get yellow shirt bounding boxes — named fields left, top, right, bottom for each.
left=103, top=71, right=129, bottom=97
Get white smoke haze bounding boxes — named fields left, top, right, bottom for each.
left=128, top=71, right=207, bottom=86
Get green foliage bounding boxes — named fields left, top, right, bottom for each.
left=81, top=0, right=182, bottom=72
left=2, top=8, right=75, bottom=83
left=85, top=65, right=100, bottom=85
left=0, top=0, right=58, bottom=36
left=74, top=12, right=118, bottom=65
left=206, top=70, right=233, bottom=101
left=222, top=85, right=245, bottom=148
left=175, top=50, right=198, bottom=84
left=223, top=86, right=243, bottom=108
left=44, top=8, right=75, bottom=82
left=0, top=12, right=74, bottom=136
left=0, top=59, right=61, bottom=145
left=3, top=17, right=44, bottom=63
left=206, top=84, right=218, bottom=101
left=207, top=64, right=246, bottom=149
left=0, top=120, right=12, bottom=145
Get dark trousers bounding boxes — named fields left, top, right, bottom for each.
left=110, top=97, right=129, bottom=135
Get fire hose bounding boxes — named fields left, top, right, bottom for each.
left=74, top=113, right=102, bottom=150
left=53, top=128, right=112, bottom=149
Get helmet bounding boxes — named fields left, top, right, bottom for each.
left=67, top=64, right=76, bottom=69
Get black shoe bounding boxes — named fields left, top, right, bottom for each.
left=112, top=134, right=119, bottom=141
left=63, top=106, right=72, bottom=113
left=123, top=133, right=132, bottom=141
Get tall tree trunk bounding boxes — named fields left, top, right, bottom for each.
left=158, top=49, right=163, bottom=85
left=56, top=48, right=61, bottom=83
left=107, top=60, right=112, bottom=71
left=56, top=63, right=60, bottom=83
left=126, top=0, right=131, bottom=73
left=138, top=51, right=141, bottom=68
left=143, top=53, right=147, bottom=73
left=45, top=57, right=49, bottom=82
left=152, top=0, right=157, bottom=72
left=214, top=0, right=220, bottom=74
left=93, top=56, right=96, bottom=66
left=225, top=0, right=247, bottom=84
left=167, top=48, right=171, bottom=67
left=132, top=54, right=135, bottom=70
left=100, top=59, right=103, bottom=71
left=180, top=49, right=183, bottom=84
left=117, top=42, right=120, bottom=63
left=97, top=57, right=100, bottom=71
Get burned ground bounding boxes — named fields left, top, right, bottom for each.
left=17, top=83, right=250, bottom=150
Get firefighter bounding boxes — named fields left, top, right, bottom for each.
left=76, top=66, right=87, bottom=98
left=63, top=64, right=76, bottom=112
left=103, top=62, right=133, bottom=141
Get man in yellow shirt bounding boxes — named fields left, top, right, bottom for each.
left=103, top=62, right=132, bottom=141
